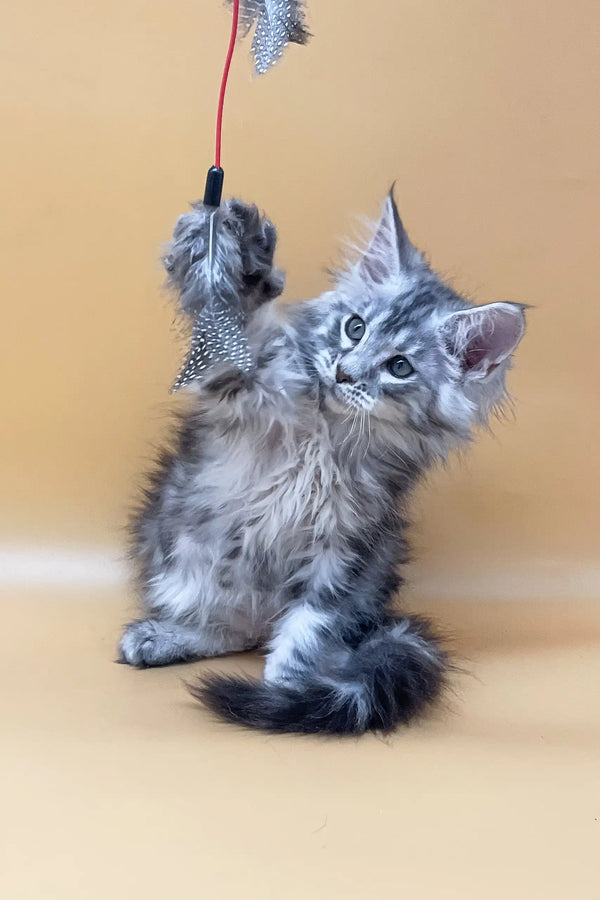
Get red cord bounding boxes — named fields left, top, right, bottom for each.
left=215, top=0, right=240, bottom=168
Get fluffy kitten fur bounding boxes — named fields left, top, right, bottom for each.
left=119, top=192, right=526, bottom=735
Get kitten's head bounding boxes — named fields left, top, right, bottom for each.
left=309, top=191, right=526, bottom=454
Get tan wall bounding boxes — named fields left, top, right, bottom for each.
left=2, top=0, right=599, bottom=597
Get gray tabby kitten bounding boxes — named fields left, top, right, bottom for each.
left=119, top=192, right=526, bottom=735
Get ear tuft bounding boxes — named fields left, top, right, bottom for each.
left=441, top=302, right=526, bottom=379
left=359, top=189, right=422, bottom=285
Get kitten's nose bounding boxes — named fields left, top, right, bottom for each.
left=335, top=364, right=355, bottom=384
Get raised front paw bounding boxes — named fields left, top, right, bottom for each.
left=118, top=619, right=191, bottom=668
left=226, top=199, right=285, bottom=303
left=163, top=198, right=284, bottom=316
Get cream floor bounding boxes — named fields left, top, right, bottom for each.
left=1, top=588, right=599, bottom=899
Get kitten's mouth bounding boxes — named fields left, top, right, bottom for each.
left=332, top=383, right=375, bottom=412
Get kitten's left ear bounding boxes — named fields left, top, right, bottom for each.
left=441, top=302, right=526, bottom=379
left=359, top=189, right=423, bottom=285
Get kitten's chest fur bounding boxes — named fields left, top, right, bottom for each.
left=201, top=408, right=367, bottom=567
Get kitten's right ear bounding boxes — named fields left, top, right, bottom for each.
left=359, top=189, right=423, bottom=285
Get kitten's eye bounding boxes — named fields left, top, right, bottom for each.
left=387, top=355, right=414, bottom=378
left=345, top=315, right=366, bottom=342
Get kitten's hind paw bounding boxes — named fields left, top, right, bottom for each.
left=118, top=619, right=199, bottom=668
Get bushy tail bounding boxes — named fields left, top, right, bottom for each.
left=190, top=615, right=448, bottom=736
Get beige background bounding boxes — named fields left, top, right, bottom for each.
left=1, top=1, right=599, bottom=898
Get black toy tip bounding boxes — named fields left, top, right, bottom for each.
left=204, top=166, right=224, bottom=208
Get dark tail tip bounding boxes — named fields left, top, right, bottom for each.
left=190, top=673, right=371, bottom=736
left=189, top=673, right=268, bottom=728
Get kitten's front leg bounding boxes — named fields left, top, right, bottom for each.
left=263, top=530, right=403, bottom=686
left=263, top=603, right=335, bottom=686
left=263, top=555, right=345, bottom=686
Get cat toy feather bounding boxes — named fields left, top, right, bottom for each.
left=235, top=0, right=310, bottom=74
left=168, top=0, right=309, bottom=390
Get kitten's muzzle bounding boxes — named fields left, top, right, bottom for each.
left=335, top=364, right=355, bottom=385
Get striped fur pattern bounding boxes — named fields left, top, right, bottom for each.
left=119, top=192, right=526, bottom=735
